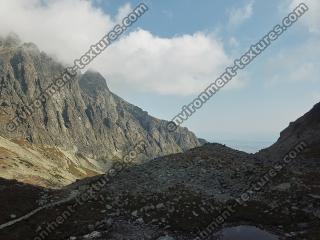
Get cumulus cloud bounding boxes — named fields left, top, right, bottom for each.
left=227, top=0, right=254, bottom=28
left=93, top=30, right=246, bottom=95
left=0, top=0, right=117, bottom=63
left=289, top=0, right=320, bottom=33
left=0, top=0, right=246, bottom=96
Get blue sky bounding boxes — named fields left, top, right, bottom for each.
left=1, top=0, right=319, bottom=152
left=91, top=0, right=319, bottom=149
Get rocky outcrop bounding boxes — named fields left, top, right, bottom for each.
left=1, top=141, right=319, bottom=239
left=1, top=101, right=320, bottom=239
left=0, top=34, right=200, bottom=176
left=257, top=102, right=320, bottom=161
left=1, top=34, right=319, bottom=239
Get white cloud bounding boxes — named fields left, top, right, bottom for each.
left=114, top=3, right=132, bottom=23
left=0, top=0, right=246, bottom=96
left=0, top=0, right=115, bottom=64
left=93, top=30, right=246, bottom=95
left=289, top=0, right=320, bottom=33
left=227, top=0, right=254, bottom=28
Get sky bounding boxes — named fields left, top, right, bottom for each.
left=0, top=0, right=319, bottom=152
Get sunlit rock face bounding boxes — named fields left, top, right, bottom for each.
left=0, top=35, right=200, bottom=167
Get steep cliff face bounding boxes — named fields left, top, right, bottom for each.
left=0, top=35, right=200, bottom=180
left=257, top=102, right=320, bottom=161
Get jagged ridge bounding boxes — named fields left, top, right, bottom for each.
left=0, top=34, right=200, bottom=186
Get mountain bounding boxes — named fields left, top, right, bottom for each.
left=0, top=34, right=200, bottom=187
left=1, top=102, right=319, bottom=240
left=1, top=33, right=319, bottom=239
left=257, top=102, right=320, bottom=161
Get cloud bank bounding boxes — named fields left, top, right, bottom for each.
left=0, top=0, right=245, bottom=96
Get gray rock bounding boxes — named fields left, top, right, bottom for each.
left=83, top=231, right=102, bottom=239
left=0, top=37, right=200, bottom=186
left=131, top=210, right=138, bottom=217
left=157, top=236, right=175, bottom=240
left=273, top=183, right=291, bottom=191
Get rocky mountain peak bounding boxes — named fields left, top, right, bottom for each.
left=79, top=70, right=109, bottom=97
left=257, top=101, right=320, bottom=161
left=0, top=32, right=22, bottom=47
left=0, top=36, right=200, bottom=186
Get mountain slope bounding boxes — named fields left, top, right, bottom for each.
left=1, top=99, right=320, bottom=239
left=257, top=102, right=320, bottom=161
left=0, top=34, right=200, bottom=186
left=0, top=135, right=102, bottom=188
